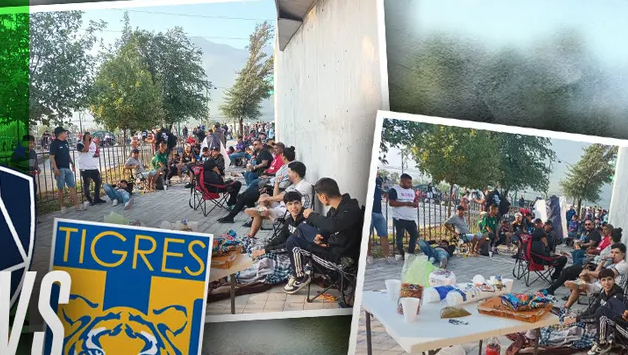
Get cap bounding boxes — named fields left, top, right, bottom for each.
left=210, top=146, right=220, bottom=151
left=131, top=149, right=140, bottom=154
left=54, top=127, right=67, bottom=136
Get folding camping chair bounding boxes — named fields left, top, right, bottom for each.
left=188, top=166, right=230, bottom=217
left=514, top=235, right=559, bottom=287
left=304, top=206, right=365, bottom=306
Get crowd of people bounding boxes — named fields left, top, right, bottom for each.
left=44, top=121, right=362, bottom=305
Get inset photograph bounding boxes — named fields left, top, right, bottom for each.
left=352, top=111, right=628, bottom=355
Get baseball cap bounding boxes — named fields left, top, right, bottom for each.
left=210, top=146, right=220, bottom=151
left=54, top=127, right=68, bottom=136
left=131, top=149, right=140, bottom=154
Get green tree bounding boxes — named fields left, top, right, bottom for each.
left=220, top=21, right=273, bottom=135
left=408, top=124, right=501, bottom=213
left=559, top=144, right=618, bottom=213
left=120, top=12, right=210, bottom=128
left=493, top=134, right=556, bottom=198
left=380, top=118, right=429, bottom=164
left=0, top=14, right=28, bottom=128
left=29, top=11, right=105, bottom=126
left=89, top=39, right=164, bottom=144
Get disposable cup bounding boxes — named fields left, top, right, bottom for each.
left=401, top=297, right=421, bottom=322
left=385, top=279, right=401, bottom=302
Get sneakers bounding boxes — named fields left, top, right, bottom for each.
left=184, top=183, right=193, bottom=189
left=112, top=199, right=119, bottom=207
left=75, top=204, right=85, bottom=211
left=94, top=199, right=107, bottom=204
left=218, top=217, right=234, bottom=224
left=283, top=275, right=311, bottom=294
left=587, top=342, right=611, bottom=355
left=428, top=257, right=436, bottom=264
left=83, top=201, right=91, bottom=208
left=124, top=198, right=133, bottom=210
left=366, top=256, right=374, bottom=264
left=386, top=257, right=396, bottom=264
left=242, top=220, right=253, bottom=228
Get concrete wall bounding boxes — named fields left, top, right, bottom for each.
left=274, top=0, right=382, bottom=207
left=609, top=147, right=628, bottom=246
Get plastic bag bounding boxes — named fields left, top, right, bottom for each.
left=401, top=254, right=436, bottom=286
left=104, top=211, right=129, bottom=225
left=440, top=306, right=471, bottom=319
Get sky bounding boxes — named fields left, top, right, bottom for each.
left=410, top=0, right=628, bottom=68
left=380, top=135, right=614, bottom=209
left=81, top=0, right=276, bottom=50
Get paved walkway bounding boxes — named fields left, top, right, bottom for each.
left=355, top=247, right=590, bottom=354
left=31, top=167, right=340, bottom=317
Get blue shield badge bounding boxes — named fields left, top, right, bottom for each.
left=0, top=165, right=36, bottom=307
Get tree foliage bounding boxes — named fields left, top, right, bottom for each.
left=29, top=11, right=105, bottom=126
left=89, top=39, right=163, bottom=134
left=408, top=124, right=501, bottom=190
left=380, top=118, right=428, bottom=164
left=493, top=134, right=556, bottom=196
left=220, top=21, right=273, bottom=134
left=121, top=13, right=210, bottom=127
left=559, top=144, right=617, bottom=212
left=0, top=14, right=28, bottom=128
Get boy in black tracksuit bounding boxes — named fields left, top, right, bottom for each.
left=564, top=268, right=628, bottom=354
left=283, top=178, right=363, bottom=294
left=251, top=191, right=307, bottom=258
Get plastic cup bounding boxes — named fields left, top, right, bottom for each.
left=385, top=279, right=402, bottom=302
left=400, top=297, right=421, bottom=322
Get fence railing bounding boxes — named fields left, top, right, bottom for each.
left=369, top=197, right=521, bottom=249
left=33, top=140, right=187, bottom=207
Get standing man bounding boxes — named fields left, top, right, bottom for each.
left=77, top=132, right=106, bottom=206
left=213, top=123, right=226, bottom=148
left=49, top=127, right=83, bottom=213
left=388, top=173, right=419, bottom=259
left=366, top=173, right=394, bottom=264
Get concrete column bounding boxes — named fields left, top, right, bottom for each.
left=609, top=147, right=628, bottom=246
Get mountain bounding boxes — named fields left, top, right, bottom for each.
left=190, top=37, right=275, bottom=126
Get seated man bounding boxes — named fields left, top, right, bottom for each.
left=563, top=268, right=628, bottom=355
left=283, top=178, right=363, bottom=295
left=217, top=146, right=295, bottom=224
left=418, top=239, right=453, bottom=269
left=443, top=205, right=483, bottom=256
left=228, top=135, right=250, bottom=166
left=166, top=151, right=181, bottom=185
left=544, top=220, right=559, bottom=253
left=247, top=142, right=285, bottom=188
left=563, top=243, right=628, bottom=310
left=476, top=203, right=499, bottom=255
left=124, top=148, right=154, bottom=188
left=243, top=161, right=311, bottom=238
left=103, top=179, right=134, bottom=209
left=529, top=218, right=568, bottom=280
left=201, top=159, right=241, bottom=207
left=210, top=146, right=225, bottom=176
left=150, top=141, right=169, bottom=189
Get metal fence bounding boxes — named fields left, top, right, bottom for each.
left=369, top=197, right=521, bottom=247
left=33, top=141, right=185, bottom=206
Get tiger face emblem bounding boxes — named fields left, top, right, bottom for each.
left=61, top=295, right=189, bottom=355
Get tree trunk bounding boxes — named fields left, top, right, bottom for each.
left=577, top=199, right=582, bottom=217
left=122, top=129, right=127, bottom=158
left=239, top=118, right=244, bottom=138
left=447, top=184, right=454, bottom=216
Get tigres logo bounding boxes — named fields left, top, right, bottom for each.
left=60, top=295, right=188, bottom=355
left=48, top=219, right=213, bottom=355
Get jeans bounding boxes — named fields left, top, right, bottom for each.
left=55, top=167, right=76, bottom=190
left=80, top=169, right=102, bottom=203
left=547, top=264, right=583, bottom=293
left=572, top=249, right=587, bottom=265
left=103, top=183, right=130, bottom=204
left=418, top=239, right=449, bottom=264
left=229, top=152, right=250, bottom=163
left=394, top=219, right=419, bottom=257
left=244, top=171, right=258, bottom=186
left=371, top=212, right=387, bottom=237
left=222, top=187, right=259, bottom=220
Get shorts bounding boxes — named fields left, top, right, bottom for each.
left=586, top=281, right=602, bottom=294
left=140, top=172, right=151, bottom=179
left=371, top=212, right=387, bottom=237
left=460, top=233, right=482, bottom=243
left=55, top=168, right=76, bottom=190
left=181, top=165, right=190, bottom=174
left=267, top=202, right=286, bottom=220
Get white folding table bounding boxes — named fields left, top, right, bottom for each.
left=361, top=290, right=560, bottom=355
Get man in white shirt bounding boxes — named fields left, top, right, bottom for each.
left=388, top=174, right=419, bottom=258
left=244, top=161, right=312, bottom=238
left=76, top=132, right=106, bottom=206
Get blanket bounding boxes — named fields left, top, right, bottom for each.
left=235, top=236, right=292, bottom=285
